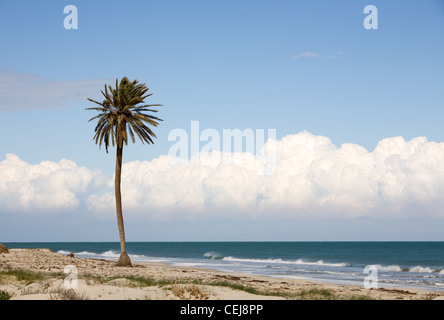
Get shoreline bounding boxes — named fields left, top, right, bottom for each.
left=1, top=248, right=443, bottom=300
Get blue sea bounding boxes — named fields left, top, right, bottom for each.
left=4, top=242, right=444, bottom=291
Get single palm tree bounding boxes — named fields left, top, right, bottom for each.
left=86, top=77, right=162, bottom=266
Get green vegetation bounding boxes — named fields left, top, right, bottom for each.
left=0, top=269, right=49, bottom=284
left=0, top=290, right=12, bottom=300
left=295, top=288, right=336, bottom=300
left=0, top=267, right=374, bottom=300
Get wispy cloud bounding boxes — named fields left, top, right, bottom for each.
left=326, top=51, right=343, bottom=59
left=291, top=51, right=320, bottom=59
left=291, top=51, right=343, bottom=60
left=0, top=68, right=112, bottom=111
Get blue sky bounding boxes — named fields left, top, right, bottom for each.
left=1, top=0, right=444, bottom=241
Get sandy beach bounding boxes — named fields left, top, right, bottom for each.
left=0, top=247, right=442, bottom=300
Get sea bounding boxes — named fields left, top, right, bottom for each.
left=4, top=242, right=444, bottom=291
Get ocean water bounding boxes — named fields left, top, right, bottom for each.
left=4, top=242, right=444, bottom=291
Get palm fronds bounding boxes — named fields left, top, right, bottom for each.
left=86, top=77, right=163, bottom=152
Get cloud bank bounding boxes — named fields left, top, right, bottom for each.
left=2, top=131, right=444, bottom=220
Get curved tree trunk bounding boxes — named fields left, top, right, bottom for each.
left=115, top=143, right=132, bottom=267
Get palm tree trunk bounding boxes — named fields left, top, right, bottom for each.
left=115, top=143, right=132, bottom=267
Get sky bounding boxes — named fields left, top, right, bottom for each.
left=1, top=0, right=444, bottom=241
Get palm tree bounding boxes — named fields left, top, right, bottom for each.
left=86, top=77, right=162, bottom=266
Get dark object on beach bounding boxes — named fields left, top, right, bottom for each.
left=0, top=244, right=9, bottom=254
left=67, top=253, right=75, bottom=258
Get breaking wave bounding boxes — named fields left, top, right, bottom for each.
left=57, top=250, right=153, bottom=261
left=222, top=256, right=348, bottom=267
left=204, top=251, right=224, bottom=259
left=370, top=264, right=442, bottom=274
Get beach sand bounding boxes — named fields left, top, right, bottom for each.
left=1, top=248, right=443, bottom=300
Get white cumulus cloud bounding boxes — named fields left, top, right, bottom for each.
left=0, top=154, right=106, bottom=212
left=88, top=131, right=444, bottom=220
left=2, top=131, right=444, bottom=220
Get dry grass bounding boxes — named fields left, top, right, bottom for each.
left=49, top=287, right=90, bottom=300
left=170, top=283, right=211, bottom=300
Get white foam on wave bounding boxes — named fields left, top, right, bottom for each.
left=57, top=249, right=153, bottom=261
left=372, top=264, right=442, bottom=274
left=222, top=256, right=347, bottom=267
left=57, top=250, right=103, bottom=257
left=409, top=266, right=436, bottom=273
left=372, top=264, right=403, bottom=272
